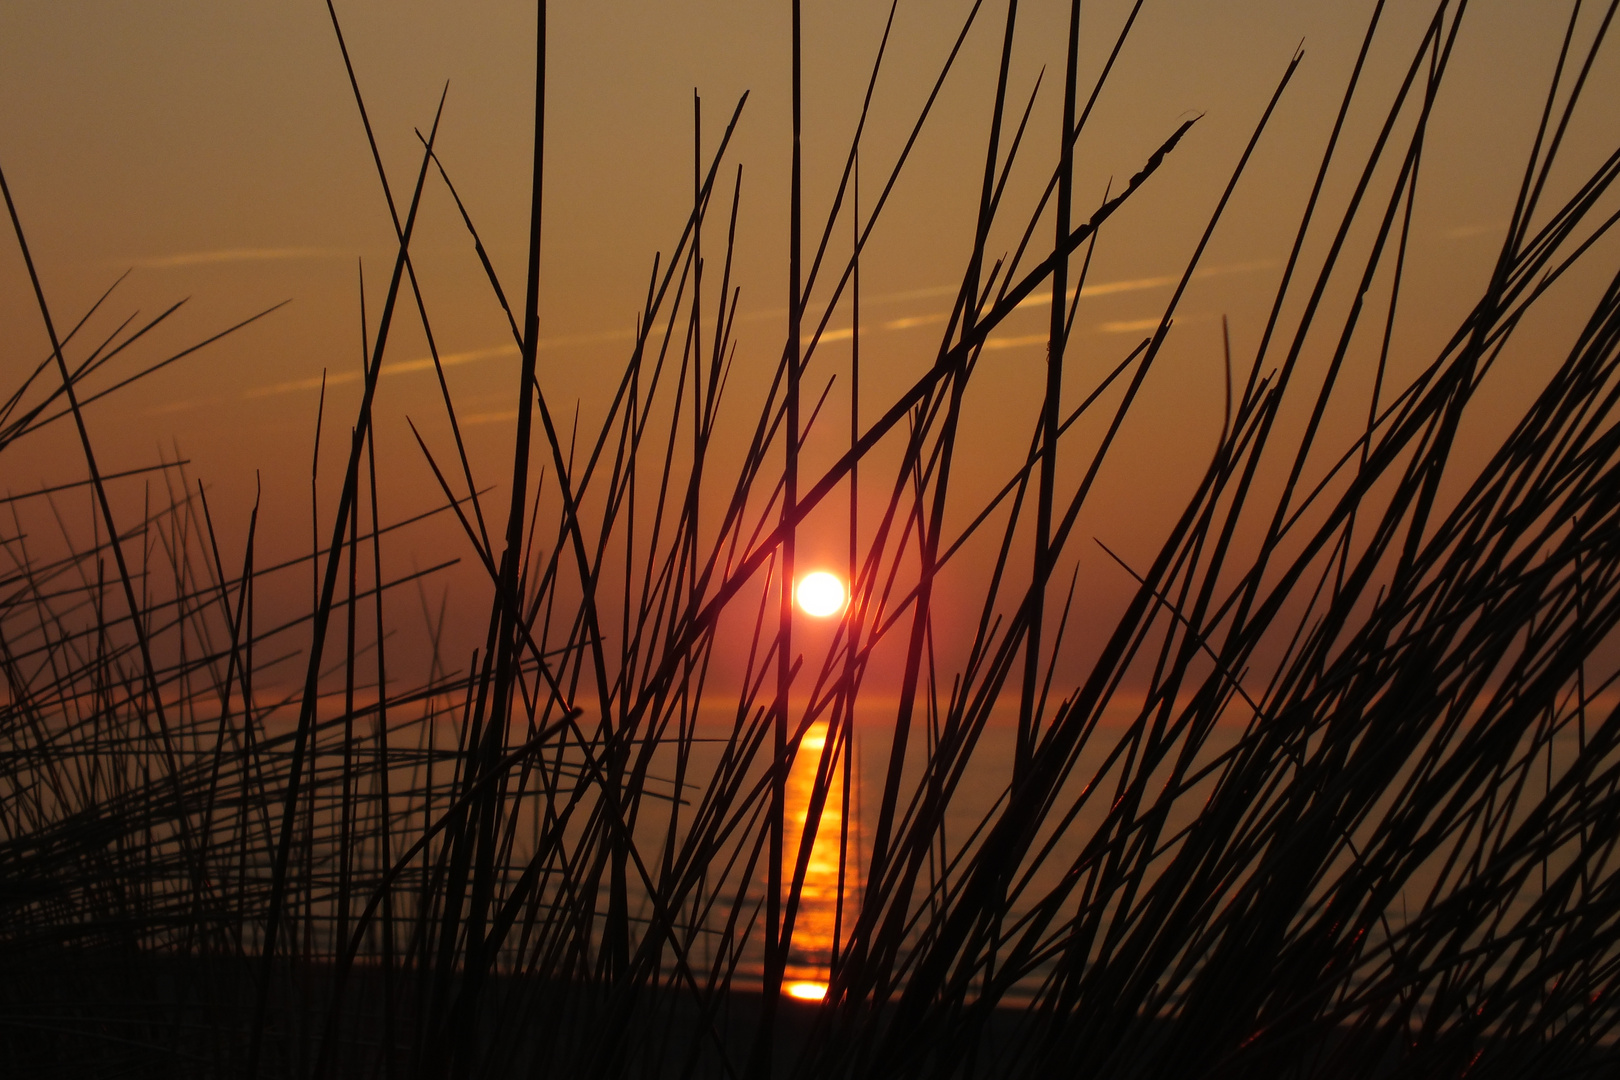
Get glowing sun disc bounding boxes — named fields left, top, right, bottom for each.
left=796, top=572, right=846, bottom=617
left=786, top=981, right=828, bottom=1001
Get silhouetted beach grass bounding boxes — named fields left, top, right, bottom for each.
left=5, top=2, right=1620, bottom=1077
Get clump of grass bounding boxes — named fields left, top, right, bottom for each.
left=5, top=2, right=1620, bottom=1078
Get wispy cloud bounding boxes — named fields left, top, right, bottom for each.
left=128, top=246, right=353, bottom=270
left=1444, top=223, right=1502, bottom=241
left=1017, top=259, right=1277, bottom=309
left=144, top=397, right=213, bottom=417
left=806, top=262, right=1268, bottom=349
left=981, top=333, right=1049, bottom=351
left=460, top=409, right=520, bottom=426
left=1098, top=317, right=1167, bottom=334
left=378, top=343, right=518, bottom=377
left=243, top=343, right=521, bottom=400
left=237, top=260, right=1269, bottom=402
left=243, top=369, right=361, bottom=400
left=883, top=313, right=947, bottom=331
left=972, top=331, right=1049, bottom=348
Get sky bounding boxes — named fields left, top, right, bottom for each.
left=2, top=0, right=1617, bottom=696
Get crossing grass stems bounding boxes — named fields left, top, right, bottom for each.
left=5, top=1, right=1620, bottom=1077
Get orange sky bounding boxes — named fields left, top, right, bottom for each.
left=3, top=1, right=1617, bottom=696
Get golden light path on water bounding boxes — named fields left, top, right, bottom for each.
left=782, top=720, right=858, bottom=1002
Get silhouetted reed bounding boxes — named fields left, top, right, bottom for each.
left=5, top=1, right=1620, bottom=1077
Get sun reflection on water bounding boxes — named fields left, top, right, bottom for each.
left=783, top=719, right=859, bottom=996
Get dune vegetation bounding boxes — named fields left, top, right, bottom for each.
left=5, top=1, right=1620, bottom=1076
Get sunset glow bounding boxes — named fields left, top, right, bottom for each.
left=6, top=1, right=1615, bottom=1071
left=795, top=571, right=847, bottom=617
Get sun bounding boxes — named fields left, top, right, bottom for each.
left=795, top=571, right=847, bottom=617
left=786, top=981, right=828, bottom=1001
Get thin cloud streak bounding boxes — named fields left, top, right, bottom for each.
left=238, top=261, right=1272, bottom=399
left=243, top=344, right=521, bottom=400
left=1099, top=318, right=1168, bottom=334
left=1443, top=223, right=1503, bottom=240
left=128, top=247, right=354, bottom=270
left=1015, top=258, right=1277, bottom=308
